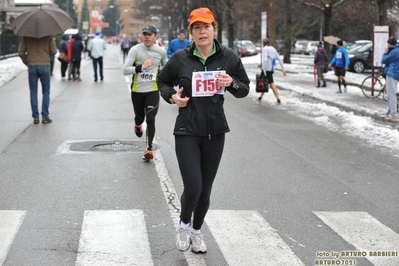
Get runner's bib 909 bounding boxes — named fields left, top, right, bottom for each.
left=191, top=71, right=226, bottom=97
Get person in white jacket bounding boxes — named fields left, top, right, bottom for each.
left=88, top=32, right=107, bottom=82
left=258, top=38, right=287, bottom=104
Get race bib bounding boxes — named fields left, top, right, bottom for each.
left=336, top=52, right=342, bottom=59
left=192, top=71, right=226, bottom=97
left=138, top=70, right=156, bottom=82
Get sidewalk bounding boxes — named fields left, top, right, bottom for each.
left=0, top=44, right=133, bottom=153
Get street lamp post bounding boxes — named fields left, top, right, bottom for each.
left=319, top=17, right=322, bottom=42
left=116, top=21, right=119, bottom=36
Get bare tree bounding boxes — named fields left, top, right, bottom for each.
left=295, top=0, right=347, bottom=55
left=137, top=0, right=398, bottom=58
left=377, top=0, right=389, bottom=25
left=137, top=0, right=190, bottom=41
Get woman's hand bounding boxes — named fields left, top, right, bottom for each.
left=217, top=73, right=233, bottom=87
left=171, top=87, right=189, bottom=107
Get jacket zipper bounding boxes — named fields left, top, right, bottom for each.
left=203, top=66, right=212, bottom=140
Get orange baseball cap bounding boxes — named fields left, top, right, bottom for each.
left=189, top=7, right=215, bottom=26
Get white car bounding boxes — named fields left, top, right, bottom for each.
left=302, top=41, right=321, bottom=55
left=292, top=40, right=309, bottom=54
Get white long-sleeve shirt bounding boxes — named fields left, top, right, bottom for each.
left=261, top=45, right=284, bottom=72
left=123, top=43, right=167, bottom=93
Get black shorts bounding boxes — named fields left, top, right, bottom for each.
left=334, top=67, right=346, bottom=77
left=265, top=71, right=274, bottom=84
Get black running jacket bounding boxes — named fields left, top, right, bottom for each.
left=157, top=39, right=250, bottom=138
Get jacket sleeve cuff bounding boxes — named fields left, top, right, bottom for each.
left=135, top=65, right=142, bottom=73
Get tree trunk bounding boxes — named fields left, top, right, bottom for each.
left=323, top=5, right=333, bottom=58
left=268, top=0, right=276, bottom=44
left=377, top=0, right=388, bottom=25
left=284, top=0, right=292, bottom=63
left=227, top=8, right=235, bottom=49
left=214, top=1, right=223, bottom=43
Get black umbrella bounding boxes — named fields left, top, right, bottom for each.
left=10, top=5, right=74, bottom=39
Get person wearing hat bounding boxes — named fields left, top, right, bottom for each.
left=314, top=41, right=328, bottom=87
left=157, top=7, right=250, bottom=254
left=88, top=32, right=107, bottom=82
left=122, top=25, right=167, bottom=161
left=381, top=36, right=399, bottom=122
left=167, top=29, right=191, bottom=59
left=258, top=38, right=287, bottom=104
left=328, top=39, right=350, bottom=93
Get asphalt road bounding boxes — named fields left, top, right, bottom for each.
left=1, top=45, right=398, bottom=266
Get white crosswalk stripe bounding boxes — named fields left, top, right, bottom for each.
left=0, top=210, right=26, bottom=265
left=314, top=211, right=399, bottom=266
left=2, top=210, right=399, bottom=265
left=75, top=209, right=153, bottom=266
left=206, top=210, right=305, bottom=266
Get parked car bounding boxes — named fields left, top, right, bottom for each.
left=276, top=39, right=285, bottom=54
left=347, top=40, right=372, bottom=53
left=254, top=41, right=262, bottom=52
left=345, top=42, right=355, bottom=49
left=234, top=40, right=258, bottom=57
left=292, top=40, right=309, bottom=54
left=348, top=42, right=372, bottom=73
left=302, top=41, right=320, bottom=55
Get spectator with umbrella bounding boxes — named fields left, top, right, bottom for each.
left=11, top=5, right=74, bottom=124
left=18, top=35, right=57, bottom=124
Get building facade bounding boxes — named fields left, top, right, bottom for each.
left=74, top=0, right=148, bottom=38
left=2, top=0, right=156, bottom=39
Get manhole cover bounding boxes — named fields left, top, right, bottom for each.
left=92, top=141, right=140, bottom=151
left=61, top=140, right=155, bottom=154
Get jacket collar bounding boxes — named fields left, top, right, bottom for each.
left=185, top=39, right=224, bottom=57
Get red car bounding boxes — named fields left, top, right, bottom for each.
left=234, top=40, right=258, bottom=57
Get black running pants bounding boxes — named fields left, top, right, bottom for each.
left=176, top=134, right=225, bottom=230
left=130, top=91, right=159, bottom=149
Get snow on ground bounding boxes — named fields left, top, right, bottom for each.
left=0, top=57, right=26, bottom=87
left=241, top=53, right=399, bottom=157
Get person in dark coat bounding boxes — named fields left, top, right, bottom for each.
left=58, top=34, right=69, bottom=78
left=314, top=42, right=328, bottom=87
left=157, top=7, right=249, bottom=254
left=71, top=34, right=84, bottom=81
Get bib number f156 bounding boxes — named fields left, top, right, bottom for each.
left=191, top=71, right=226, bottom=97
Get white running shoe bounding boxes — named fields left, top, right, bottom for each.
left=190, top=230, right=207, bottom=253
left=176, top=226, right=191, bottom=251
